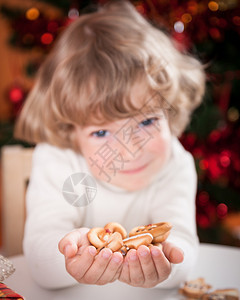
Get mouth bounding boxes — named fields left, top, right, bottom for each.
left=119, top=163, right=149, bottom=174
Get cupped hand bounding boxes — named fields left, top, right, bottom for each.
left=58, top=228, right=123, bottom=285
left=119, top=242, right=184, bottom=288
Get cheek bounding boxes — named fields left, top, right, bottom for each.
left=75, top=129, right=114, bottom=180
left=147, top=141, right=170, bottom=166
left=147, top=129, right=172, bottom=156
left=80, top=143, right=109, bottom=179
left=81, top=144, right=100, bottom=164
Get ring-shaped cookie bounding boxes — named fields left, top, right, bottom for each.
left=87, top=222, right=127, bottom=251
left=87, top=227, right=110, bottom=249
left=104, top=222, right=127, bottom=239
left=104, top=232, right=123, bottom=252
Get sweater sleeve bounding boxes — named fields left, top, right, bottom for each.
left=23, top=143, right=84, bottom=289
left=150, top=141, right=199, bottom=288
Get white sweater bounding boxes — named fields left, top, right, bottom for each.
left=23, top=137, right=199, bottom=289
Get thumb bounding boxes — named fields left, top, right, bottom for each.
left=58, top=228, right=90, bottom=258
left=162, top=242, right=184, bottom=264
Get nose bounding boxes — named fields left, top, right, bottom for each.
left=112, top=134, right=144, bottom=162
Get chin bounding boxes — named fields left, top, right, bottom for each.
left=115, top=177, right=151, bottom=192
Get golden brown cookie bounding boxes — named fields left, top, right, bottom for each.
left=179, top=277, right=212, bottom=299
left=129, top=222, right=172, bottom=243
left=87, top=222, right=127, bottom=252
left=202, top=289, right=239, bottom=300
left=120, top=233, right=153, bottom=255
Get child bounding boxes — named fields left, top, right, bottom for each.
left=15, top=0, right=205, bottom=290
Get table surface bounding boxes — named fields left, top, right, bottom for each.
left=4, top=243, right=240, bottom=300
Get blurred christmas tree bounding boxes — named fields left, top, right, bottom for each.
left=0, top=0, right=239, bottom=245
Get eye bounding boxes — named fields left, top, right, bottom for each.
left=91, top=129, right=110, bottom=138
left=139, top=117, right=158, bottom=127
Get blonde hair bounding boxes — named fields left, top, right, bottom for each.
left=15, top=0, right=205, bottom=151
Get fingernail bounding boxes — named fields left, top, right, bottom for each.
left=139, top=249, right=149, bottom=257
left=151, top=248, right=160, bottom=257
left=88, top=246, right=96, bottom=256
left=64, top=245, right=72, bottom=257
left=129, top=252, right=137, bottom=261
left=101, top=249, right=111, bottom=259
left=112, top=255, right=121, bottom=263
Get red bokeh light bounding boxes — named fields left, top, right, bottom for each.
left=41, top=33, right=53, bottom=45
left=9, top=87, right=24, bottom=103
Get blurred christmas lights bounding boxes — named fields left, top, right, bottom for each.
left=41, top=32, right=53, bottom=45
left=68, top=8, right=79, bottom=20
left=8, top=85, right=25, bottom=103
left=174, top=21, right=184, bottom=33
left=208, top=1, right=219, bottom=11
left=26, top=7, right=40, bottom=20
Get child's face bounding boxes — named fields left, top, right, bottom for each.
left=75, top=85, right=172, bottom=191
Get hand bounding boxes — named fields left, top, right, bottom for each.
left=58, top=228, right=123, bottom=285
left=119, top=242, right=184, bottom=288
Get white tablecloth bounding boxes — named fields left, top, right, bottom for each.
left=4, top=243, right=240, bottom=300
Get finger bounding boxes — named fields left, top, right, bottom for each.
left=162, top=242, right=184, bottom=264
left=65, top=245, right=97, bottom=280
left=137, top=246, right=158, bottom=287
left=96, top=252, right=123, bottom=285
left=58, top=228, right=90, bottom=258
left=58, top=230, right=81, bottom=258
left=83, top=248, right=112, bottom=284
left=150, top=245, right=171, bottom=281
left=127, top=249, right=144, bottom=287
left=110, top=260, right=123, bottom=283
left=119, top=257, right=130, bottom=283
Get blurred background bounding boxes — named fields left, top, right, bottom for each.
left=0, top=0, right=239, bottom=248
